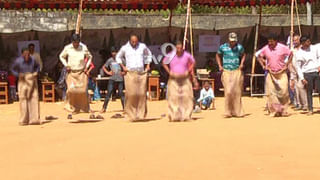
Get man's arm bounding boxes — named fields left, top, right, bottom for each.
left=59, top=46, right=69, bottom=68
left=11, top=60, right=19, bottom=77
left=188, top=60, right=199, bottom=89
left=197, top=90, right=204, bottom=102
left=239, top=53, right=246, bottom=70
left=215, top=53, right=223, bottom=71
left=257, top=56, right=266, bottom=70
left=116, top=47, right=128, bottom=72
left=33, top=58, right=40, bottom=74
left=103, top=61, right=113, bottom=76
left=84, top=46, right=93, bottom=69
left=144, top=47, right=152, bottom=72
left=38, top=54, right=43, bottom=71
left=296, top=56, right=306, bottom=84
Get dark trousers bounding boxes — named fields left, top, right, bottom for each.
left=304, top=72, right=320, bottom=111
left=102, top=80, right=125, bottom=110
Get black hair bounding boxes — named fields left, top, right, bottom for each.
left=129, top=34, right=139, bottom=40
left=28, top=43, right=35, bottom=47
left=21, top=47, right=29, bottom=53
left=267, top=33, right=278, bottom=41
left=71, top=33, right=81, bottom=42
left=175, top=40, right=183, bottom=46
left=300, top=36, right=310, bottom=43
left=110, top=46, right=117, bottom=52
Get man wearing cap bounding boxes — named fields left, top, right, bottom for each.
left=11, top=48, right=41, bottom=125
left=59, top=34, right=93, bottom=113
left=216, top=32, right=246, bottom=118
left=100, top=47, right=126, bottom=113
left=116, top=34, right=152, bottom=121
left=259, top=33, right=292, bottom=117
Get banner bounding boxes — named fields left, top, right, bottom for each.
left=198, top=35, right=220, bottom=52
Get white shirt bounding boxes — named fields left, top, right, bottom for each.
left=296, top=45, right=320, bottom=80
left=197, top=88, right=215, bottom=102
left=30, top=52, right=43, bottom=71
left=59, top=43, right=92, bottom=71
left=116, top=42, right=152, bottom=71
left=289, top=47, right=300, bottom=80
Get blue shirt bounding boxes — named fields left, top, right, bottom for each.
left=217, top=43, right=244, bottom=70
left=11, top=56, right=40, bottom=77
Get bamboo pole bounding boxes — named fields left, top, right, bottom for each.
left=75, top=0, right=83, bottom=35
left=290, top=0, right=294, bottom=49
left=250, top=4, right=262, bottom=96
left=183, top=0, right=191, bottom=50
left=189, top=7, right=194, bottom=56
left=251, top=4, right=262, bottom=76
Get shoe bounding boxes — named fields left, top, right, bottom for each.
left=67, top=114, right=72, bottom=119
left=89, top=114, right=95, bottom=119
left=224, top=115, right=232, bottom=118
left=100, top=109, right=106, bottom=113
left=294, top=106, right=302, bottom=111
left=95, top=114, right=104, bottom=119
left=19, top=122, right=28, bottom=126
left=307, top=111, right=313, bottom=116
left=29, top=122, right=42, bottom=125
left=193, top=105, right=201, bottom=113
left=45, top=116, right=58, bottom=120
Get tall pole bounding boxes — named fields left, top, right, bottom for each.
left=250, top=4, right=262, bottom=96
left=306, top=1, right=312, bottom=25
left=183, top=0, right=191, bottom=50
left=251, top=4, right=262, bottom=76
left=189, top=7, right=194, bottom=56
left=290, top=0, right=294, bottom=49
left=75, top=0, right=83, bottom=35
left=294, top=0, right=302, bottom=36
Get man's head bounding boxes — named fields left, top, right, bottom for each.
left=228, top=32, right=238, bottom=48
left=28, top=43, right=35, bottom=54
left=300, top=36, right=311, bottom=49
left=293, top=34, right=301, bottom=48
left=71, top=34, right=81, bottom=49
left=267, top=33, right=278, bottom=49
left=175, top=41, right=184, bottom=55
left=21, top=47, right=30, bottom=61
left=129, top=34, right=139, bottom=48
left=111, top=46, right=117, bottom=57
left=204, top=81, right=210, bottom=90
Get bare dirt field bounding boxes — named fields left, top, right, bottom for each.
left=1, top=97, right=320, bottom=180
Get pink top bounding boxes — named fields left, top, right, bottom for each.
left=164, top=51, right=195, bottom=75
left=260, top=43, right=292, bottom=72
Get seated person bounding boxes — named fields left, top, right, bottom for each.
left=197, top=81, right=215, bottom=110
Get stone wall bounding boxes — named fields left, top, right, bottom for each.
left=0, top=10, right=319, bottom=33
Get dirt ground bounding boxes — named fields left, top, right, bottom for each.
left=1, top=97, right=320, bottom=180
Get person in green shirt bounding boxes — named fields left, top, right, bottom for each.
left=216, top=32, right=246, bottom=118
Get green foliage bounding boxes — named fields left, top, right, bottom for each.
left=10, top=3, right=320, bottom=15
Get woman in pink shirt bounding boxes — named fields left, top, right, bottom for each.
left=162, top=41, right=199, bottom=122
left=259, top=33, right=292, bottom=117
